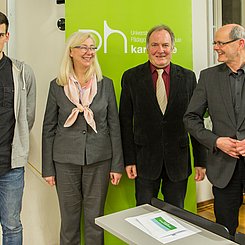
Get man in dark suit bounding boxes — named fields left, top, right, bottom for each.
left=119, top=25, right=206, bottom=208
left=184, top=24, right=245, bottom=236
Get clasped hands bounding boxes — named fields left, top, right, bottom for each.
left=216, top=137, right=245, bottom=158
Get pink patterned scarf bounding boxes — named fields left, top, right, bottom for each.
left=63, top=75, right=97, bottom=133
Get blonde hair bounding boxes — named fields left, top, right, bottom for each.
left=57, top=31, right=103, bottom=86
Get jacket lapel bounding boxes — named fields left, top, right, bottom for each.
left=237, top=81, right=245, bottom=128
left=139, top=62, right=163, bottom=114
left=237, top=103, right=245, bottom=129
left=167, top=63, right=180, bottom=113
left=219, top=65, right=237, bottom=128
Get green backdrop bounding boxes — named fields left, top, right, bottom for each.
left=66, top=1, right=195, bottom=244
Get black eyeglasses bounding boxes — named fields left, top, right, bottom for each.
left=72, top=46, right=97, bottom=53
left=212, top=38, right=240, bottom=47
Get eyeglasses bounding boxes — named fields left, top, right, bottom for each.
left=212, top=38, right=240, bottom=47
left=72, top=46, right=97, bottom=53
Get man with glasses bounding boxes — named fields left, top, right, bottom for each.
left=119, top=24, right=207, bottom=209
left=184, top=24, right=245, bottom=237
left=0, top=12, right=36, bottom=244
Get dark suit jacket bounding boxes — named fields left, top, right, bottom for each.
left=119, top=61, right=206, bottom=181
left=184, top=63, right=245, bottom=188
left=42, top=77, right=124, bottom=177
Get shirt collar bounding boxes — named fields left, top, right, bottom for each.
left=228, top=64, right=245, bottom=76
left=240, top=65, right=245, bottom=73
left=149, top=62, right=171, bottom=75
left=0, top=52, right=7, bottom=70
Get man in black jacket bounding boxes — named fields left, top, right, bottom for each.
left=119, top=24, right=207, bottom=207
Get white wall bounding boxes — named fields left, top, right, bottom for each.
left=0, top=0, right=212, bottom=243
left=192, top=0, right=213, bottom=203
left=21, top=166, right=60, bottom=245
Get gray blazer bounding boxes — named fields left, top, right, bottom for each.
left=42, top=76, right=124, bottom=177
left=184, top=63, right=245, bottom=188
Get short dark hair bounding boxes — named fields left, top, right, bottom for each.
left=0, top=12, right=9, bottom=33
left=146, top=24, right=175, bottom=48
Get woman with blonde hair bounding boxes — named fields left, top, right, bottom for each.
left=42, top=31, right=123, bottom=245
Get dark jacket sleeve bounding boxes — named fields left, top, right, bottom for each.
left=42, top=79, right=58, bottom=177
left=186, top=71, right=207, bottom=168
left=119, top=70, right=136, bottom=166
left=191, top=135, right=207, bottom=167
left=107, top=79, right=124, bottom=173
left=184, top=70, right=219, bottom=151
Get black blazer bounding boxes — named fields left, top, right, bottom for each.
left=119, top=61, right=206, bottom=181
left=184, top=63, right=245, bottom=188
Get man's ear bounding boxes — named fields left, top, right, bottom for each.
left=239, top=38, right=245, bottom=49
left=5, top=32, right=10, bottom=42
left=241, top=38, right=245, bottom=48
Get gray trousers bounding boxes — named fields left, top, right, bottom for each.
left=54, top=160, right=111, bottom=245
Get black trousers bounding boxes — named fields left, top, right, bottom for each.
left=54, top=160, right=110, bottom=245
left=135, top=164, right=188, bottom=208
left=213, top=158, right=245, bottom=236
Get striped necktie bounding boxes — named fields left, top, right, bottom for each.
left=156, top=69, right=167, bottom=114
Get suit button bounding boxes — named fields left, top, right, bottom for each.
left=82, top=130, right=86, bottom=134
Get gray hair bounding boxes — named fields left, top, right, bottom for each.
left=229, top=25, right=245, bottom=40
left=146, top=25, right=175, bottom=48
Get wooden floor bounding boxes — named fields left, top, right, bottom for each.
left=197, top=195, right=245, bottom=234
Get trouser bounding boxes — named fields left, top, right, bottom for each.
left=213, top=158, right=245, bottom=236
left=0, top=167, right=24, bottom=245
left=55, top=160, right=111, bottom=245
left=135, top=164, right=187, bottom=208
